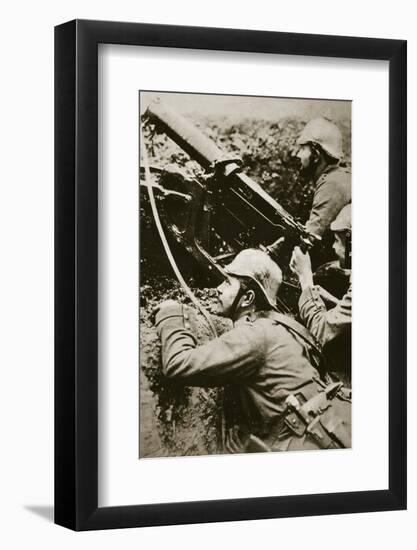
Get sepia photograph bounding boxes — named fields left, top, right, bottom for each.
left=139, top=91, right=352, bottom=459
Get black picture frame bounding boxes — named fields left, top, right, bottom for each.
left=55, top=19, right=407, bottom=531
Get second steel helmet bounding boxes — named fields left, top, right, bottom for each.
left=297, top=117, right=344, bottom=161
left=223, top=249, right=282, bottom=310
left=330, top=204, right=352, bottom=232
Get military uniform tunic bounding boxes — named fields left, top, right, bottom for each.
left=155, top=304, right=321, bottom=441
left=306, top=164, right=351, bottom=238
left=299, top=283, right=352, bottom=345
left=299, top=282, right=352, bottom=384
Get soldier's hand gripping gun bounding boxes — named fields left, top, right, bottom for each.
left=141, top=98, right=320, bottom=288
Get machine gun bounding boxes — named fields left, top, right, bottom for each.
left=140, top=99, right=320, bottom=302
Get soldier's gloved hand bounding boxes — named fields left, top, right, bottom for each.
left=290, top=246, right=314, bottom=290
left=151, top=299, right=180, bottom=324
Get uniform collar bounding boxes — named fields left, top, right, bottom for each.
left=234, top=316, right=252, bottom=327
left=234, top=309, right=276, bottom=326
left=315, top=162, right=340, bottom=184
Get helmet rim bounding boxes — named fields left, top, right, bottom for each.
left=297, top=117, right=344, bottom=161
left=223, top=249, right=282, bottom=310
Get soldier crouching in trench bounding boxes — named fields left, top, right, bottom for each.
left=290, top=204, right=352, bottom=387
left=154, top=249, right=351, bottom=454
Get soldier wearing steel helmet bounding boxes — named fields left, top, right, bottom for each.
left=290, top=204, right=352, bottom=384
left=155, top=249, right=351, bottom=452
left=295, top=117, right=351, bottom=241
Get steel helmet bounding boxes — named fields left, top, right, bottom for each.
left=330, top=204, right=352, bottom=232
left=223, top=249, right=282, bottom=309
left=297, top=117, right=343, bottom=161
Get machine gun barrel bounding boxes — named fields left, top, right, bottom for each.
left=144, top=98, right=237, bottom=171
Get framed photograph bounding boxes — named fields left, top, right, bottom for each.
left=55, top=20, right=406, bottom=530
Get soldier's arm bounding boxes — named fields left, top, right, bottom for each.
left=306, top=176, right=350, bottom=237
left=298, top=284, right=352, bottom=346
left=155, top=303, right=264, bottom=386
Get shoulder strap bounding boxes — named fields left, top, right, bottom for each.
left=271, top=313, right=323, bottom=356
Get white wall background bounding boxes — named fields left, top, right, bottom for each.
left=0, top=1, right=414, bottom=548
